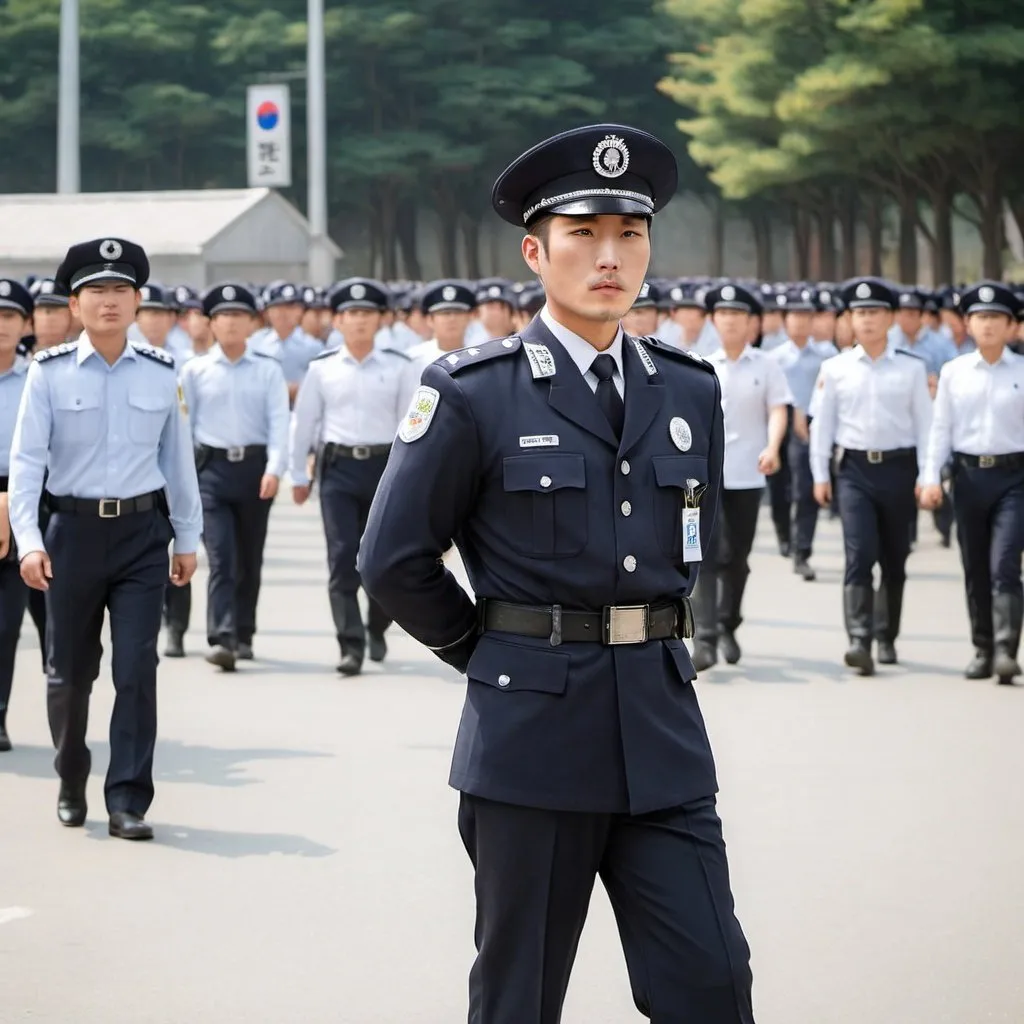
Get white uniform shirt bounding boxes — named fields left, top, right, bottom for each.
left=922, top=348, right=1024, bottom=485
left=288, top=344, right=422, bottom=484
left=541, top=306, right=625, bottom=398
left=707, top=345, right=793, bottom=490
left=809, top=345, right=932, bottom=485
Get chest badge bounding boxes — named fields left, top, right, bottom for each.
left=669, top=417, right=692, bottom=452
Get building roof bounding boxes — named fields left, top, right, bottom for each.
left=0, top=188, right=341, bottom=261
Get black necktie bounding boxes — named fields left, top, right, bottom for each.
left=591, top=353, right=624, bottom=438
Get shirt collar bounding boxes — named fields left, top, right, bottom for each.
left=540, top=306, right=624, bottom=380
left=855, top=343, right=894, bottom=362
left=710, top=344, right=754, bottom=363
left=210, top=342, right=254, bottom=364
left=970, top=346, right=1012, bottom=368
left=77, top=332, right=137, bottom=366
left=0, top=359, right=27, bottom=379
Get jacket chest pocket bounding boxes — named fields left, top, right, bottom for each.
left=53, top=395, right=102, bottom=444
left=127, top=393, right=171, bottom=445
left=651, top=454, right=708, bottom=558
left=501, top=453, right=587, bottom=558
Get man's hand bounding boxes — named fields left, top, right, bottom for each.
left=170, top=553, right=197, bottom=587
left=21, top=550, right=52, bottom=591
left=757, top=447, right=781, bottom=475
left=814, top=482, right=832, bottom=508
left=919, top=484, right=943, bottom=510
left=292, top=484, right=311, bottom=506
left=259, top=474, right=280, bottom=500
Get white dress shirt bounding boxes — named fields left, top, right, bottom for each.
left=288, top=344, right=422, bottom=484
left=540, top=305, right=625, bottom=398
left=922, top=348, right=1024, bottom=485
left=809, top=345, right=932, bottom=485
left=707, top=345, right=793, bottom=490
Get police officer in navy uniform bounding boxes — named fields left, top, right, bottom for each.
left=179, top=284, right=290, bottom=671
left=0, top=279, right=35, bottom=751
left=290, top=278, right=421, bottom=675
left=8, top=238, right=202, bottom=840
left=810, top=277, right=932, bottom=676
left=921, top=282, right=1024, bottom=684
left=360, top=125, right=753, bottom=1024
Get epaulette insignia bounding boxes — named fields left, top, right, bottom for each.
left=312, top=347, right=337, bottom=361
left=894, top=348, right=925, bottom=361
left=251, top=349, right=275, bottom=359
left=35, top=341, right=78, bottom=363
left=643, top=336, right=717, bottom=375
left=438, top=335, right=522, bottom=375
left=130, top=342, right=175, bottom=369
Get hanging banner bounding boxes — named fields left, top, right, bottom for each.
left=246, top=84, right=292, bottom=188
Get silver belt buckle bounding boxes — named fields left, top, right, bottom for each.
left=978, top=455, right=996, bottom=469
left=226, top=446, right=246, bottom=462
left=605, top=605, right=649, bottom=645
left=866, top=450, right=883, bottom=465
left=351, top=445, right=371, bottom=460
left=98, top=498, right=121, bottom=518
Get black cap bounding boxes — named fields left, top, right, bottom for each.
left=959, top=281, right=1020, bottom=318
left=816, top=286, right=839, bottom=312
left=202, top=283, right=259, bottom=318
left=172, top=285, right=202, bottom=312
left=492, top=124, right=679, bottom=228
left=28, top=277, right=69, bottom=308
left=896, top=287, right=923, bottom=311
left=0, top=278, right=34, bottom=317
left=421, top=280, right=477, bottom=313
left=631, top=280, right=660, bottom=310
left=665, top=280, right=705, bottom=310
left=840, top=277, right=898, bottom=311
left=138, top=283, right=173, bottom=310
left=55, top=237, right=150, bottom=294
left=328, top=278, right=389, bottom=313
left=476, top=278, right=515, bottom=307
left=518, top=284, right=546, bottom=315
left=264, top=282, right=303, bottom=307
left=938, top=286, right=961, bottom=314
left=782, top=285, right=817, bottom=312
left=703, top=282, right=761, bottom=315
left=301, top=285, right=330, bottom=310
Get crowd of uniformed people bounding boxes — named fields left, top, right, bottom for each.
left=1, top=238, right=1023, bottom=838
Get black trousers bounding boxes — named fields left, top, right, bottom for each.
left=319, top=453, right=392, bottom=657
left=163, top=579, right=191, bottom=635
left=459, top=794, right=754, bottom=1024
left=787, top=434, right=819, bottom=559
left=694, top=488, right=763, bottom=642
left=45, top=506, right=172, bottom=816
left=199, top=457, right=273, bottom=649
left=766, top=414, right=792, bottom=547
left=0, top=559, right=28, bottom=714
left=952, top=461, right=1024, bottom=653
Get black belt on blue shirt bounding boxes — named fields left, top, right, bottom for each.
left=44, top=490, right=165, bottom=518
left=844, top=447, right=916, bottom=465
left=196, top=444, right=267, bottom=464
left=955, top=451, right=1024, bottom=470
left=478, top=598, right=693, bottom=645
left=322, top=442, right=392, bottom=462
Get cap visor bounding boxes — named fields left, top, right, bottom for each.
left=208, top=302, right=255, bottom=316
left=848, top=300, right=892, bottom=309
left=965, top=302, right=1014, bottom=316
left=0, top=298, right=29, bottom=315
left=712, top=301, right=754, bottom=313
left=334, top=300, right=384, bottom=313
left=427, top=302, right=473, bottom=313
left=530, top=195, right=654, bottom=224
left=71, top=268, right=137, bottom=291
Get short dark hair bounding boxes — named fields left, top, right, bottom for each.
left=526, top=214, right=555, bottom=255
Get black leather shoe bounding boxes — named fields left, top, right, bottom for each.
left=793, top=557, right=816, bottom=582
left=0, top=720, right=10, bottom=753
left=163, top=631, right=185, bottom=658
left=337, top=653, right=363, bottom=676
left=368, top=631, right=387, bottom=663
left=994, top=650, right=1021, bottom=685
left=237, top=642, right=254, bottom=661
left=965, top=652, right=993, bottom=679
left=691, top=642, right=717, bottom=672
left=108, top=811, right=154, bottom=841
left=844, top=641, right=874, bottom=676
left=205, top=645, right=237, bottom=671
left=876, top=640, right=898, bottom=665
left=720, top=630, right=741, bottom=665
left=778, top=539, right=791, bottom=558
left=58, top=781, right=87, bottom=827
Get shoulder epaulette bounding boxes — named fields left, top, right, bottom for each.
left=35, top=341, right=77, bottom=363
left=312, top=347, right=337, bottom=361
left=130, top=341, right=176, bottom=369
left=642, top=336, right=717, bottom=375
left=379, top=346, right=411, bottom=362
left=251, top=349, right=275, bottom=359
left=894, top=347, right=926, bottom=361
left=437, top=335, right=522, bottom=375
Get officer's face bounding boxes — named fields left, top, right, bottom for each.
left=670, top=307, right=705, bottom=338
left=784, top=311, right=814, bottom=344
left=711, top=309, right=751, bottom=352
left=186, top=309, right=211, bottom=345
left=479, top=300, right=515, bottom=339
left=429, top=310, right=472, bottom=349
left=211, top=310, right=255, bottom=348
left=301, top=308, right=324, bottom=339
left=835, top=312, right=854, bottom=348
left=337, top=308, right=383, bottom=346
left=762, top=310, right=784, bottom=335
left=940, top=309, right=965, bottom=341
left=267, top=302, right=303, bottom=337
left=136, top=308, right=175, bottom=346
left=33, top=306, right=73, bottom=348
left=895, top=308, right=922, bottom=337
left=523, top=215, right=650, bottom=328
left=850, top=307, right=894, bottom=346
left=0, top=309, right=26, bottom=353
left=71, top=281, right=138, bottom=334
left=621, top=306, right=659, bottom=336
left=967, top=311, right=1012, bottom=350
left=407, top=309, right=432, bottom=339
left=811, top=311, right=836, bottom=341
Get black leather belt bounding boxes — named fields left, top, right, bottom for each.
left=323, top=442, right=392, bottom=462
left=196, top=444, right=267, bottom=463
left=845, top=447, right=916, bottom=465
left=955, top=451, right=1024, bottom=470
left=45, top=490, right=163, bottom=518
left=479, top=598, right=692, bottom=646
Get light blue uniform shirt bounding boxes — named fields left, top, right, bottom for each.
left=888, top=325, right=958, bottom=376
left=251, top=326, right=322, bottom=383
left=770, top=338, right=837, bottom=414
left=0, top=360, right=29, bottom=476
left=8, top=336, right=203, bottom=557
left=178, top=343, right=291, bottom=477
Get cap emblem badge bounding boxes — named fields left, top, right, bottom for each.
left=979, top=286, right=995, bottom=303
left=99, top=239, right=122, bottom=260
left=442, top=285, right=457, bottom=302
left=593, top=135, right=629, bottom=179
left=222, top=285, right=236, bottom=301
left=856, top=283, right=872, bottom=300
left=350, top=283, right=366, bottom=300
left=721, top=285, right=736, bottom=302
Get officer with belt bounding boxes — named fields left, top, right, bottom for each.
left=810, top=277, right=932, bottom=676
left=360, top=125, right=753, bottom=1024
left=8, top=237, right=202, bottom=840
left=179, top=284, right=290, bottom=671
left=920, top=282, right=1024, bottom=684
left=290, top=278, right=421, bottom=675
left=0, top=279, right=34, bottom=752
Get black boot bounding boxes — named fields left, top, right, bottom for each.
left=844, top=585, right=875, bottom=676
left=0, top=710, right=10, bottom=753
left=690, top=575, right=718, bottom=672
left=793, top=555, right=816, bottom=581
left=163, top=630, right=185, bottom=658
left=874, top=582, right=904, bottom=665
left=964, top=651, right=993, bottom=679
left=992, top=593, right=1023, bottom=685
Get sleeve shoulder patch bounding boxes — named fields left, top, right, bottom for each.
left=643, top=336, right=717, bottom=375
left=35, top=341, right=78, bottom=363
left=398, top=385, right=441, bottom=442
left=130, top=342, right=176, bottom=369
left=440, top=335, right=522, bottom=375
